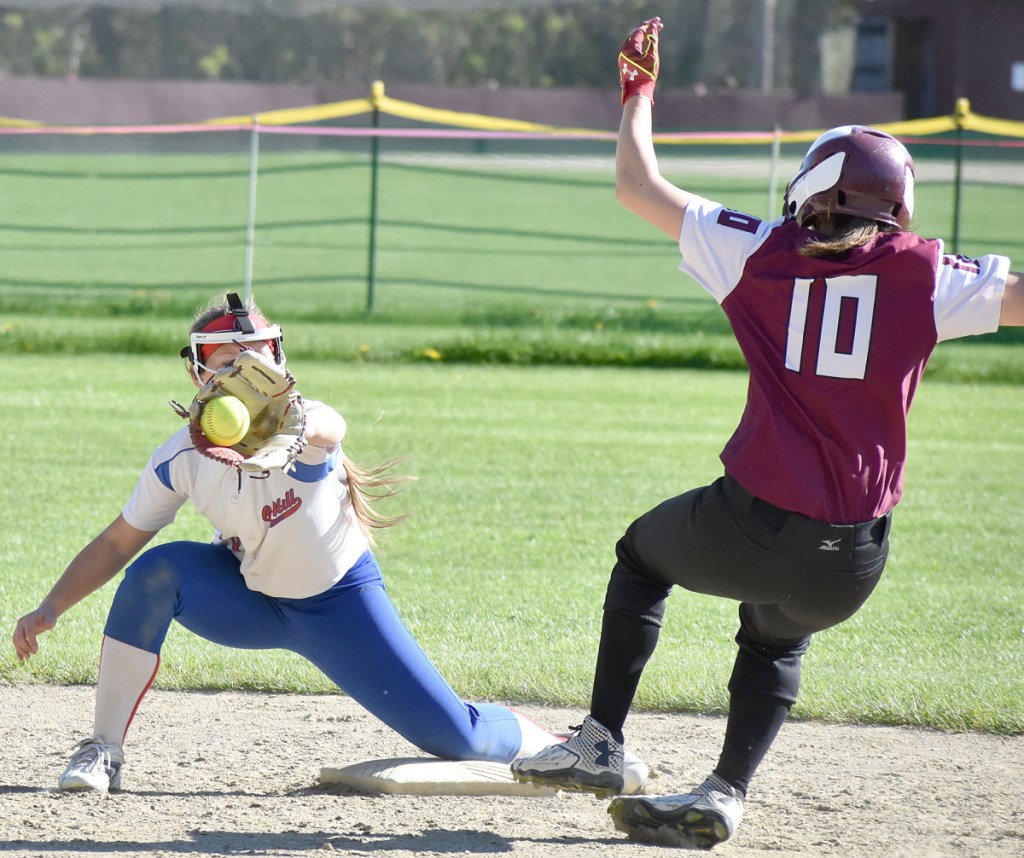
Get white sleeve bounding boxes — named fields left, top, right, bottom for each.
left=678, top=197, right=778, bottom=304
left=933, top=241, right=1009, bottom=341
left=121, top=432, right=190, bottom=533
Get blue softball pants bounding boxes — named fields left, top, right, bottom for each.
left=104, top=542, right=522, bottom=763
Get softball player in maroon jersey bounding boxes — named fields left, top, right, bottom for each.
left=513, top=17, right=1024, bottom=848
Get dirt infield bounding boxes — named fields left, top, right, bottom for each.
left=3, top=684, right=1022, bottom=858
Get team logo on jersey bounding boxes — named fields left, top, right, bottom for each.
left=818, top=538, right=842, bottom=551
left=942, top=254, right=980, bottom=274
left=262, top=488, right=302, bottom=527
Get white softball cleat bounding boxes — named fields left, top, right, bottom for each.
left=607, top=773, right=744, bottom=848
left=58, top=737, right=124, bottom=792
left=511, top=715, right=648, bottom=797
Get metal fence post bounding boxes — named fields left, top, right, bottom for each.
left=244, top=114, right=260, bottom=302
left=767, top=125, right=782, bottom=218
left=951, top=97, right=969, bottom=255
left=366, top=81, right=384, bottom=313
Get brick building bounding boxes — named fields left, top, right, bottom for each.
left=854, top=0, right=1024, bottom=118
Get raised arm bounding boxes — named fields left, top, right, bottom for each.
left=999, top=270, right=1024, bottom=326
left=615, top=18, right=695, bottom=240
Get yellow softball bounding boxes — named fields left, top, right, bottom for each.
left=200, top=395, right=250, bottom=446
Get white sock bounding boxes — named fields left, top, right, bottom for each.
left=93, top=636, right=160, bottom=747
left=511, top=710, right=563, bottom=756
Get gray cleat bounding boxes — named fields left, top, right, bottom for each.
left=608, top=773, right=744, bottom=848
left=511, top=715, right=626, bottom=797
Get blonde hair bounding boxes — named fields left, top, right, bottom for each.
left=342, top=456, right=414, bottom=546
left=799, top=214, right=899, bottom=258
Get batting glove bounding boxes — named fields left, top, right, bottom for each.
left=618, top=17, right=663, bottom=106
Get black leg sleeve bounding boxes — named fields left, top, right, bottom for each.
left=589, top=559, right=671, bottom=739
left=714, top=609, right=810, bottom=796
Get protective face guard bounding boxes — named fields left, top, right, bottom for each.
left=181, top=292, right=284, bottom=380
left=182, top=325, right=284, bottom=377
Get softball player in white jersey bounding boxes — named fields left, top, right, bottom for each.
left=513, top=17, right=1024, bottom=849
left=12, top=294, right=559, bottom=792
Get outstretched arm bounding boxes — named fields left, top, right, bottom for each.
left=11, top=515, right=155, bottom=661
left=999, top=270, right=1024, bottom=326
left=616, top=97, right=695, bottom=240
left=614, top=18, right=695, bottom=240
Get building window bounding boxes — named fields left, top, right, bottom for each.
left=1012, top=62, right=1024, bottom=92
left=852, top=17, right=891, bottom=92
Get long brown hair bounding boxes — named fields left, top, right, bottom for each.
left=342, top=456, right=414, bottom=545
left=799, top=214, right=900, bottom=258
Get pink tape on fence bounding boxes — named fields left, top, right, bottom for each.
left=0, top=123, right=252, bottom=134
left=2, top=123, right=1023, bottom=147
left=899, top=136, right=1024, bottom=148
left=0, top=122, right=616, bottom=141
left=0, top=123, right=779, bottom=144
left=256, top=125, right=616, bottom=141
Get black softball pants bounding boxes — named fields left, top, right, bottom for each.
left=591, top=473, right=890, bottom=795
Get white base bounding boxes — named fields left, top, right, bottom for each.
left=320, top=757, right=561, bottom=796
left=321, top=754, right=650, bottom=797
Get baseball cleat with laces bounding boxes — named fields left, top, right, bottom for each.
left=607, top=773, right=744, bottom=848
left=511, top=715, right=649, bottom=797
left=58, top=737, right=124, bottom=792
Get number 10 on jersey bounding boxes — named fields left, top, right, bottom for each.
left=785, top=275, right=878, bottom=380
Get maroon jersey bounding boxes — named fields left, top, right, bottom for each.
left=679, top=198, right=1008, bottom=523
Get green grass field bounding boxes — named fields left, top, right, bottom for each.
left=1, top=146, right=1022, bottom=734
left=1, top=145, right=1021, bottom=379
left=2, top=355, right=1022, bottom=734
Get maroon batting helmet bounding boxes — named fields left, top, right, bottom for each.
left=783, top=125, right=915, bottom=229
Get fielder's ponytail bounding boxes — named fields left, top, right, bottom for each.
left=342, top=456, right=414, bottom=546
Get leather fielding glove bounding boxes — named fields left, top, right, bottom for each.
left=171, top=349, right=307, bottom=473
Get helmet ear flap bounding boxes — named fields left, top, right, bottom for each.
left=782, top=182, right=796, bottom=219
left=784, top=151, right=847, bottom=226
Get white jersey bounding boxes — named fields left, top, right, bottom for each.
left=122, top=400, right=369, bottom=599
